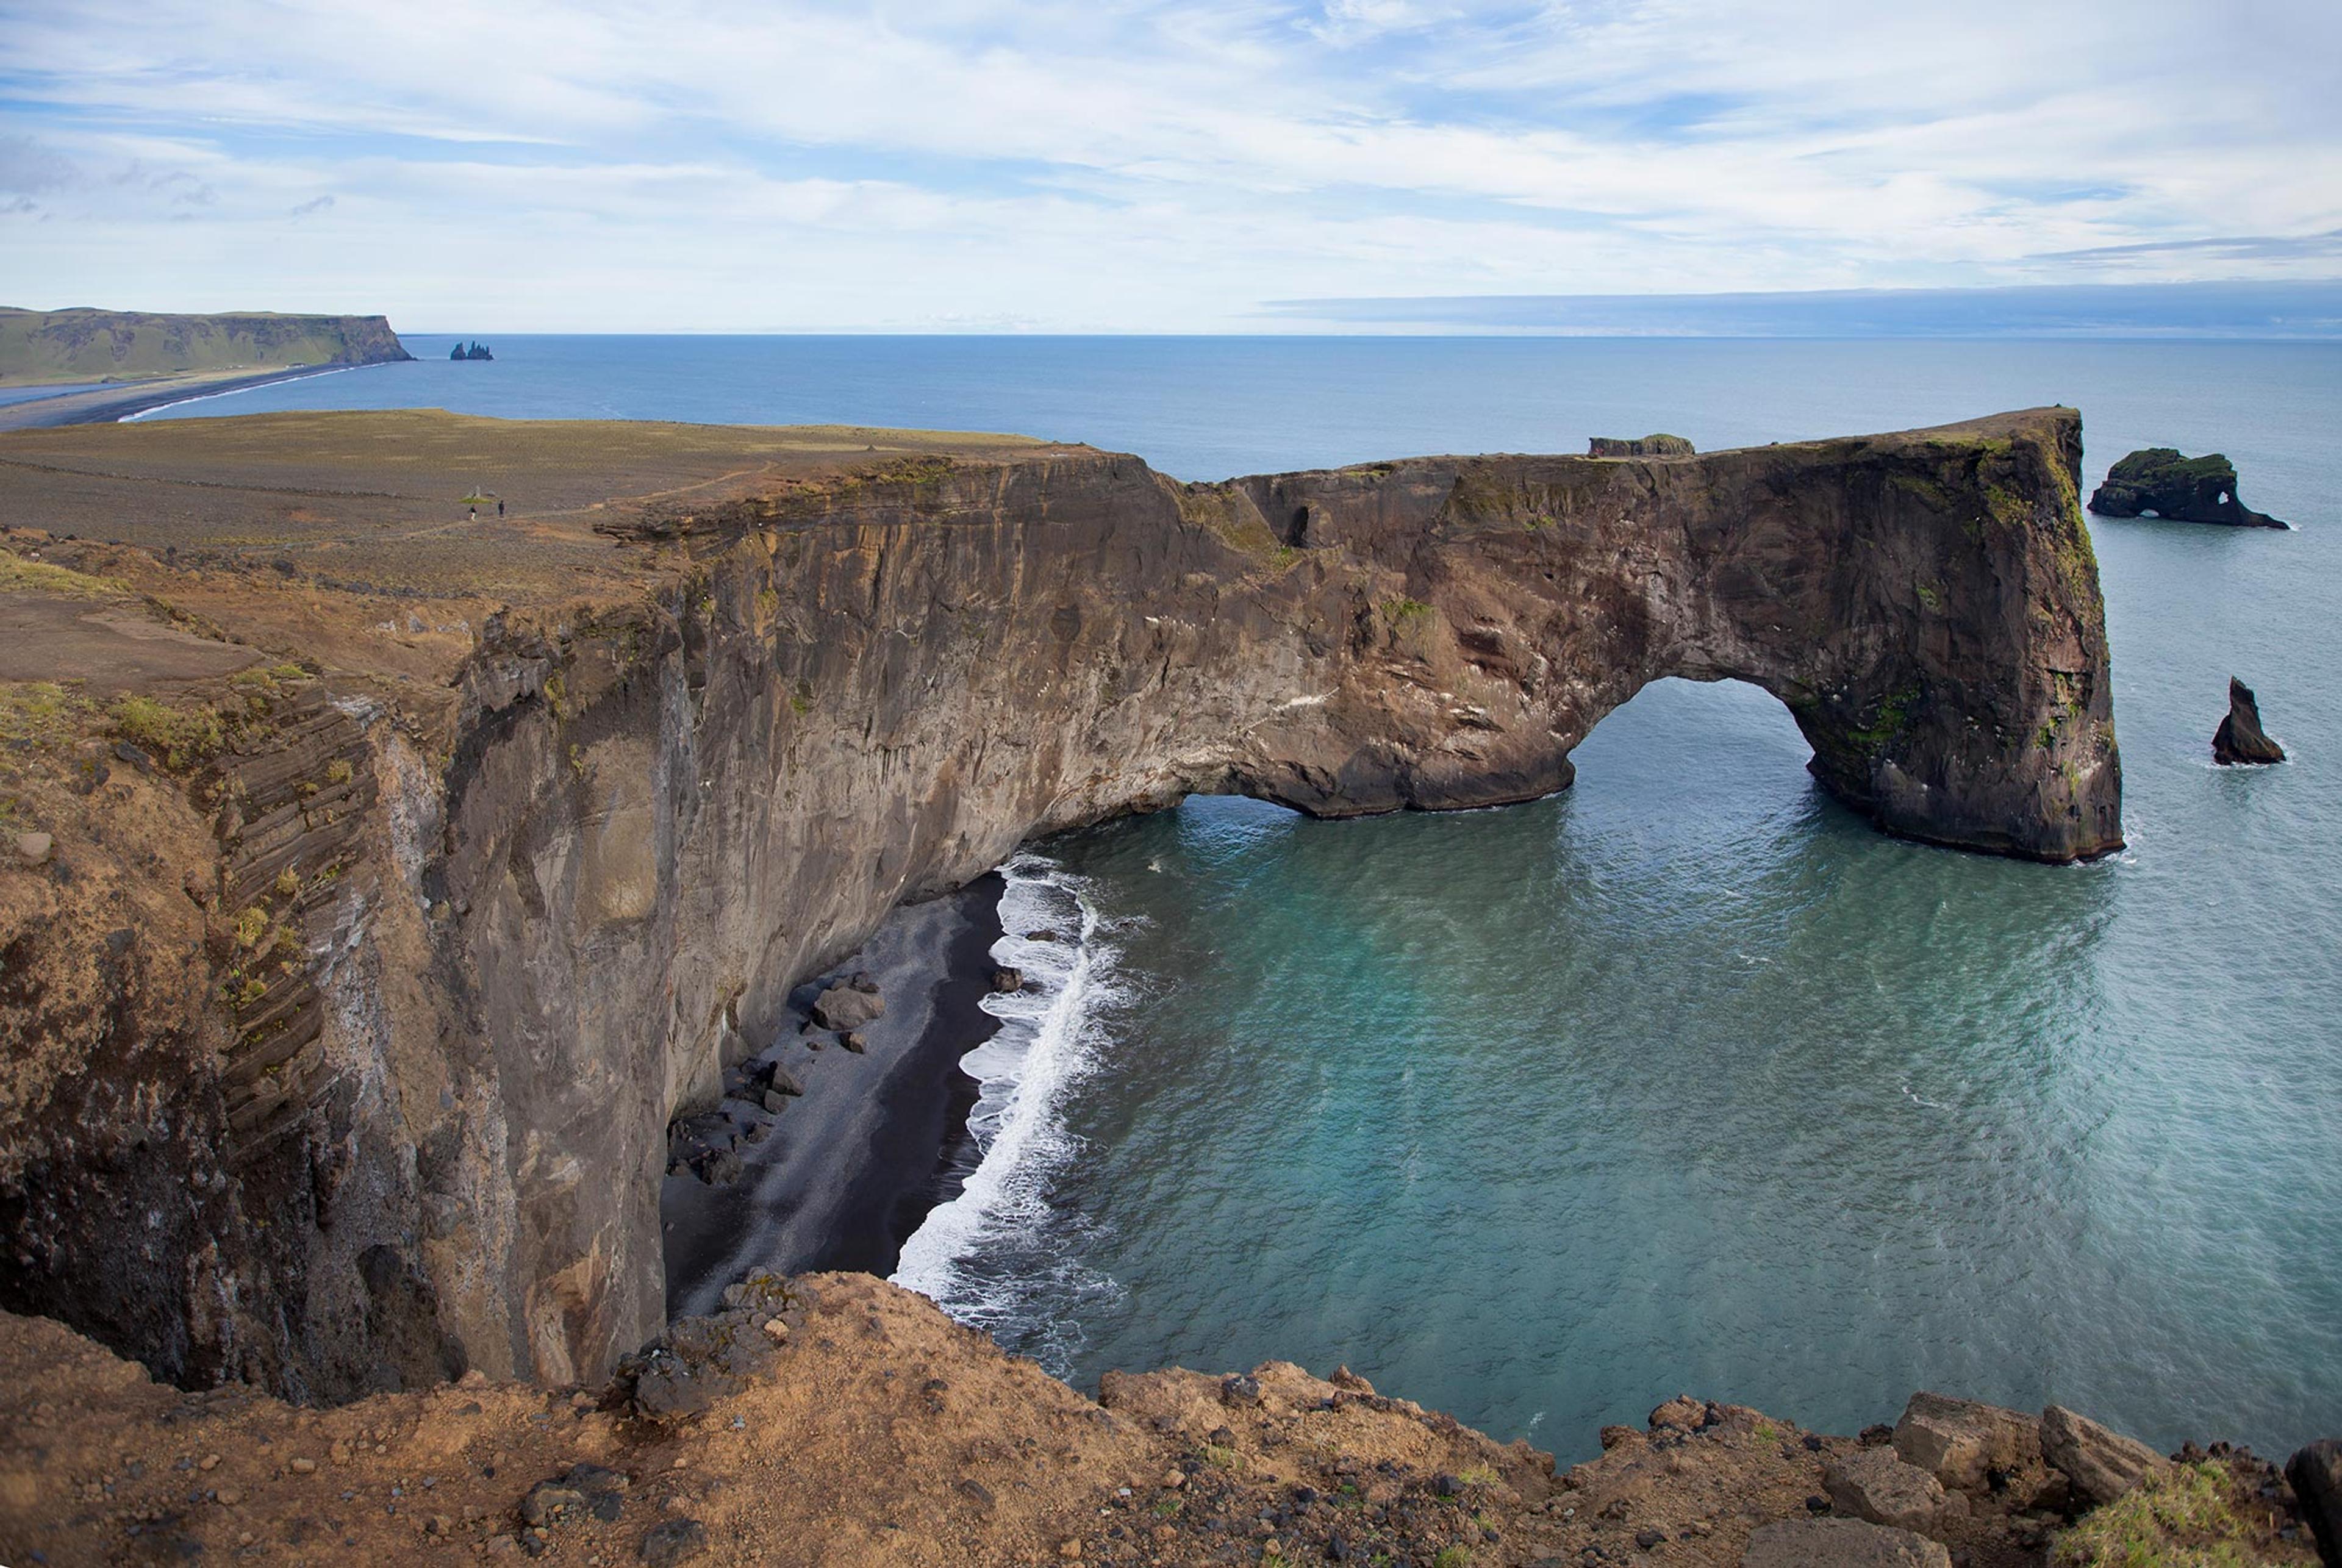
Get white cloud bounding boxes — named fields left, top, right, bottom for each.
left=0, top=0, right=2335, bottom=327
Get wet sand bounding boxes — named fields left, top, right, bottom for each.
left=661, top=875, right=1005, bottom=1317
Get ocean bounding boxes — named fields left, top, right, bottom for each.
left=153, top=334, right=2341, bottom=1459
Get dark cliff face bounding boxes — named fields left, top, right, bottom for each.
left=0, top=407, right=2121, bottom=1398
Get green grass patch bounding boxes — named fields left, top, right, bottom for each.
left=109, top=695, right=224, bottom=771
left=0, top=682, right=95, bottom=750
left=0, top=548, right=128, bottom=599
left=2050, top=1462, right=2279, bottom=1567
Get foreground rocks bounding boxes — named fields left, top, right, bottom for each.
left=2215, top=676, right=2288, bottom=765
left=0, top=1284, right=2323, bottom=1568
left=2087, top=448, right=2288, bottom=528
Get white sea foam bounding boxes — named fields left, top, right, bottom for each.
left=890, top=853, right=1119, bottom=1323
left=119, top=364, right=358, bottom=421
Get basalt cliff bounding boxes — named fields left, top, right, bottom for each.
left=0, top=406, right=2120, bottom=1420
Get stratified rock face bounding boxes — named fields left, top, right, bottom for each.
left=0, top=407, right=2124, bottom=1397
left=1589, top=433, right=1696, bottom=457
left=2087, top=448, right=2286, bottom=528
left=2213, top=676, right=2286, bottom=765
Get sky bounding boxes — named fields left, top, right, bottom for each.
left=2, top=0, right=2340, bottom=332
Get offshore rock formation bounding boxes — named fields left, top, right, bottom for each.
left=0, top=406, right=2121, bottom=1402
left=1589, top=432, right=1696, bottom=457
left=2213, top=676, right=2286, bottom=765
left=2087, top=448, right=2287, bottom=528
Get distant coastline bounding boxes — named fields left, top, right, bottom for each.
left=0, top=365, right=357, bottom=432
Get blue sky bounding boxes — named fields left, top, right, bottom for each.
left=1, top=0, right=2338, bottom=331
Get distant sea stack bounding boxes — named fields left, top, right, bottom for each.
left=451, top=340, right=495, bottom=361
left=1589, top=433, right=1696, bottom=457
left=0, top=307, right=412, bottom=385
left=2213, top=678, right=2286, bottom=765
left=2087, top=448, right=2286, bottom=528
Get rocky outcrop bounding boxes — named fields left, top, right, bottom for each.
left=1590, top=433, right=1697, bottom=457
left=2087, top=448, right=2286, bottom=528
left=2288, top=1440, right=2342, bottom=1567
left=2214, top=676, right=2286, bottom=765
left=1, top=407, right=2124, bottom=1399
left=2043, top=1404, right=2168, bottom=1508
left=2, top=1282, right=2322, bottom=1567
left=1893, top=1392, right=2046, bottom=1496
left=1825, top=1447, right=1954, bottom=1531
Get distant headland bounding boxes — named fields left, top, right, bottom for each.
left=0, top=306, right=412, bottom=388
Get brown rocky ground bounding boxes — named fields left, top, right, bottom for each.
left=0, top=1276, right=2319, bottom=1568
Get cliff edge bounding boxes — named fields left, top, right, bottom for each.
left=0, top=407, right=2120, bottom=1406
left=0, top=307, right=412, bottom=386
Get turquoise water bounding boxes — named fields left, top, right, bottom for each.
left=157, top=335, right=2341, bottom=1458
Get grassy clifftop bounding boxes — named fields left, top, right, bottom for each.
left=0, top=306, right=414, bottom=385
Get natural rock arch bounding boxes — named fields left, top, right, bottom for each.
left=0, top=407, right=2121, bottom=1401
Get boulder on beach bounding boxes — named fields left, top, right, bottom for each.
left=2087, top=449, right=2286, bottom=528
left=2213, top=677, right=2285, bottom=765
left=811, top=982, right=885, bottom=1030
left=2040, top=1404, right=2167, bottom=1508
left=990, top=965, right=1024, bottom=993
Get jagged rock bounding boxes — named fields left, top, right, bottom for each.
left=12, top=831, right=51, bottom=865
left=2041, top=1404, right=2167, bottom=1507
left=638, top=1519, right=708, bottom=1566
left=1650, top=1394, right=1707, bottom=1432
left=2213, top=677, right=2286, bottom=765
left=990, top=966, right=1023, bottom=993
left=2284, top=1440, right=2342, bottom=1567
left=1893, top=1392, right=2042, bottom=1493
left=2087, top=448, right=2286, bottom=528
left=1825, top=1447, right=1950, bottom=1531
left=840, top=1031, right=867, bottom=1053
left=1741, top=1516, right=1952, bottom=1567
left=810, top=983, right=885, bottom=1031
left=1589, top=434, right=1696, bottom=457
left=762, top=1064, right=806, bottom=1097
left=686, top=1147, right=740, bottom=1186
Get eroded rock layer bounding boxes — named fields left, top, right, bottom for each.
left=0, top=407, right=2120, bottom=1402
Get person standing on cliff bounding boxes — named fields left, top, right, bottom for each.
left=497, top=498, right=505, bottom=518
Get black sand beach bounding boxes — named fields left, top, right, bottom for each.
left=0, top=366, right=348, bottom=431
left=661, top=874, right=1006, bottom=1317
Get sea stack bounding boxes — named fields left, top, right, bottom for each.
left=2213, top=678, right=2285, bottom=765
left=2087, top=448, right=2286, bottom=528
